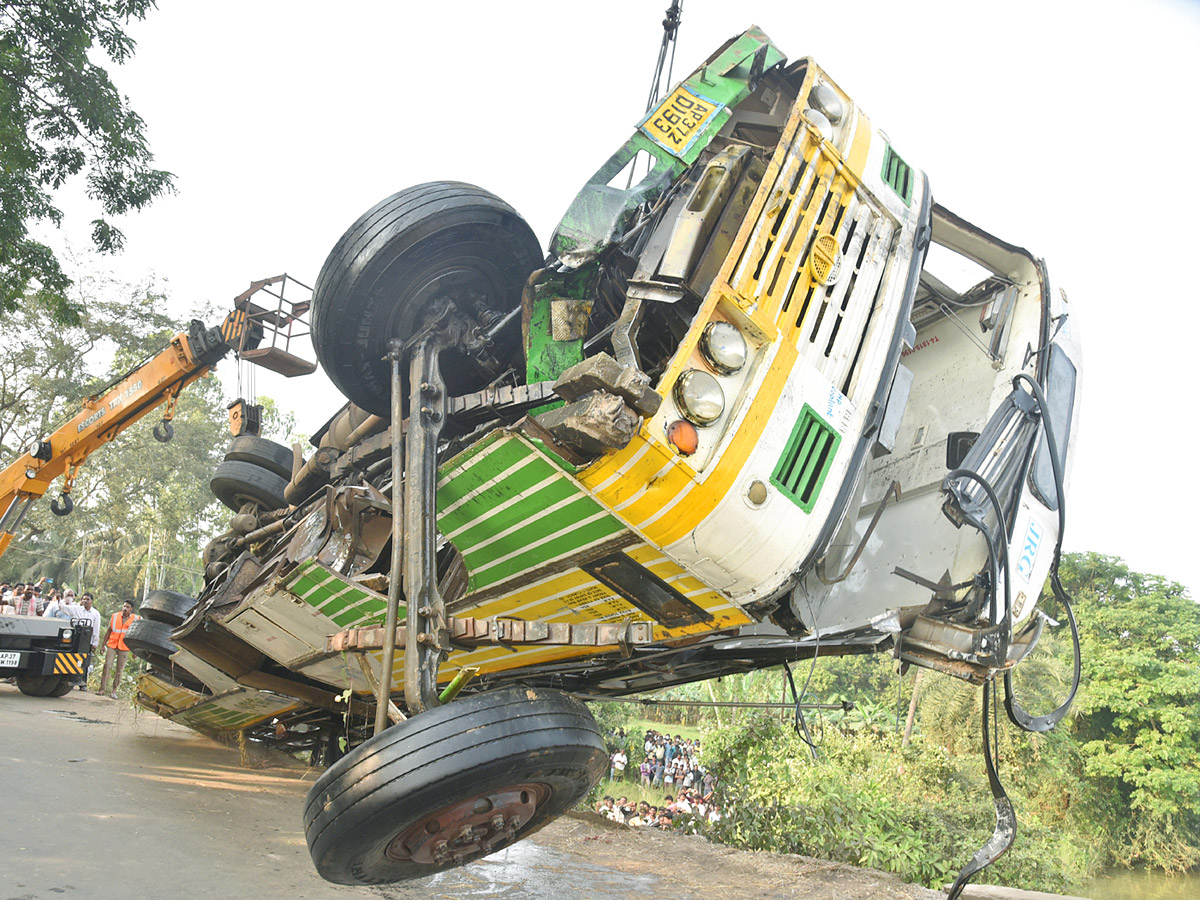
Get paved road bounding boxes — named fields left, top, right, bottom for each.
left=0, top=683, right=946, bottom=900
left=0, top=686, right=674, bottom=900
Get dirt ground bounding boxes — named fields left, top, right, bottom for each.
left=0, top=682, right=946, bottom=900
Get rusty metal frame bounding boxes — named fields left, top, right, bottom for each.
left=233, top=274, right=318, bottom=377
left=402, top=315, right=455, bottom=714
left=330, top=618, right=655, bottom=655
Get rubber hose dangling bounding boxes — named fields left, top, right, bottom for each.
left=946, top=683, right=1017, bottom=900
left=1003, top=372, right=1081, bottom=733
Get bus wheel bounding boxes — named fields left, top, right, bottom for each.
left=309, top=182, right=542, bottom=418
left=303, top=686, right=606, bottom=885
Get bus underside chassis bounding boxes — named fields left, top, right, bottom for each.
left=303, top=295, right=609, bottom=885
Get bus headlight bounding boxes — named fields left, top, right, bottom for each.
left=700, top=322, right=747, bottom=375
left=804, top=107, right=834, bottom=142
left=809, top=82, right=844, bottom=125
left=674, top=369, right=725, bottom=426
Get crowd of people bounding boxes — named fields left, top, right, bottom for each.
left=1, top=576, right=141, bottom=697
left=599, top=728, right=721, bottom=829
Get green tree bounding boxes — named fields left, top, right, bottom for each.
left=0, top=1, right=173, bottom=322
left=0, top=269, right=177, bottom=453
left=1062, top=552, right=1200, bottom=871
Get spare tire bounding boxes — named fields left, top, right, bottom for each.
left=224, top=435, right=295, bottom=480
left=310, top=182, right=543, bottom=417
left=209, top=459, right=288, bottom=512
left=140, top=589, right=198, bottom=627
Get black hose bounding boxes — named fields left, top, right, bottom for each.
left=946, top=683, right=1018, bottom=900
left=944, top=467, right=1010, bottom=632
left=1003, top=372, right=1081, bottom=732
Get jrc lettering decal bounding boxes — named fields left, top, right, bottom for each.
left=639, top=85, right=724, bottom=158
left=1015, top=519, right=1043, bottom=583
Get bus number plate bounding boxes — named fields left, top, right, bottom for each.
left=639, top=85, right=723, bottom=157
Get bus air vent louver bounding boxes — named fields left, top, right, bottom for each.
left=771, top=404, right=842, bottom=513
left=881, top=145, right=913, bottom=206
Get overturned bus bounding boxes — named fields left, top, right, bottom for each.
left=128, top=26, right=1081, bottom=888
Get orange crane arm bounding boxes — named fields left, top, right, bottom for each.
left=0, top=317, right=251, bottom=563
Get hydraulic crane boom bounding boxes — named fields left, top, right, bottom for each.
left=0, top=275, right=314, bottom=565
left=0, top=317, right=250, bottom=562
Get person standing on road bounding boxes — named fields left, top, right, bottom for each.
left=97, top=600, right=139, bottom=699
left=78, top=593, right=102, bottom=690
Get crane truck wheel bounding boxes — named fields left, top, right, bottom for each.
left=139, top=589, right=198, bottom=628
left=303, top=686, right=606, bottom=884
left=309, top=182, right=543, bottom=417
left=209, top=459, right=288, bottom=512
left=224, top=435, right=295, bottom=480
left=16, top=673, right=69, bottom=697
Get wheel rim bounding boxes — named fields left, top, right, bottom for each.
left=385, top=782, right=550, bottom=866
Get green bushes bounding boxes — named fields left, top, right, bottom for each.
left=580, top=553, right=1198, bottom=891
left=698, top=718, right=1081, bottom=891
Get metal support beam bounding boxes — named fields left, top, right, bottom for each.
left=571, top=694, right=853, bottom=712
left=374, top=338, right=407, bottom=736
left=403, top=330, right=450, bottom=713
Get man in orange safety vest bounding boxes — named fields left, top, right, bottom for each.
left=97, top=600, right=139, bottom=699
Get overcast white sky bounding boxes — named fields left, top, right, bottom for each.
left=36, top=0, right=1200, bottom=597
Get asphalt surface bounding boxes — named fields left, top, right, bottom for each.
left=0, top=685, right=696, bottom=900
left=0, top=683, right=949, bottom=900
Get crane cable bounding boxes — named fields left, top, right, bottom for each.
left=644, top=1, right=684, bottom=114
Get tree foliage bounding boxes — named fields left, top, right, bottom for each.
left=1061, top=552, right=1200, bottom=870
left=0, top=1, right=173, bottom=321
left=592, top=553, right=1200, bottom=888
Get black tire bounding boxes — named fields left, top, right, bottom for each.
left=125, top=618, right=178, bottom=662
left=310, top=182, right=543, bottom=417
left=304, top=686, right=606, bottom=885
left=224, top=435, right=295, bottom=480
left=209, top=459, right=288, bottom=512
left=139, top=589, right=198, bottom=627
left=49, top=677, right=74, bottom=697
left=16, top=673, right=67, bottom=697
